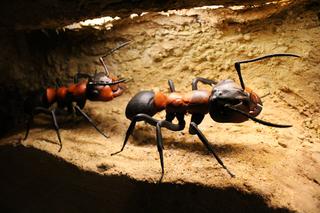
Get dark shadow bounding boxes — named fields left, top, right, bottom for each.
left=127, top=127, right=246, bottom=157
left=2, top=112, right=114, bottom=145
left=0, top=144, right=292, bottom=213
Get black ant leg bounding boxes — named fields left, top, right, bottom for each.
left=74, top=105, right=109, bottom=139
left=156, top=122, right=165, bottom=181
left=111, top=119, right=137, bottom=155
left=156, top=116, right=186, bottom=182
left=111, top=114, right=159, bottom=156
left=234, top=53, right=300, bottom=89
left=50, top=109, right=63, bottom=152
left=168, top=80, right=176, bottom=92
left=189, top=113, right=205, bottom=135
left=27, top=107, right=63, bottom=152
left=189, top=122, right=235, bottom=177
left=192, top=77, right=217, bottom=90
left=112, top=113, right=185, bottom=182
left=23, top=115, right=34, bottom=141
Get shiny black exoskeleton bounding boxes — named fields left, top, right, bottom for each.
left=112, top=53, right=300, bottom=182
left=23, top=41, right=130, bottom=151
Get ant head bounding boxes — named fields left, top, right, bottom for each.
left=208, top=79, right=262, bottom=123
left=86, top=73, right=126, bottom=101
left=92, top=71, right=113, bottom=84
left=86, top=71, right=112, bottom=100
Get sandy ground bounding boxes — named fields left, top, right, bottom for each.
left=1, top=4, right=320, bottom=213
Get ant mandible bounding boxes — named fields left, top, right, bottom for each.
left=23, top=41, right=130, bottom=152
left=112, top=53, right=300, bottom=182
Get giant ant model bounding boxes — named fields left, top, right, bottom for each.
left=23, top=41, right=130, bottom=151
left=112, top=53, right=300, bottom=181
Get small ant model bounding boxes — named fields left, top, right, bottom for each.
left=23, top=41, right=130, bottom=151
left=112, top=53, right=300, bottom=181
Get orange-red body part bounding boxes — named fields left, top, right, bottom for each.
left=153, top=90, right=211, bottom=114
left=245, top=86, right=262, bottom=116
left=94, top=86, right=114, bottom=101
left=56, top=86, right=68, bottom=102
left=45, top=79, right=124, bottom=108
left=68, top=81, right=87, bottom=99
left=46, top=88, right=56, bottom=105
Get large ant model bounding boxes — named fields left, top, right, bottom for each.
left=23, top=41, right=130, bottom=151
left=112, top=53, right=300, bottom=181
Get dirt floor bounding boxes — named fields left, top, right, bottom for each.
left=1, top=3, right=320, bottom=213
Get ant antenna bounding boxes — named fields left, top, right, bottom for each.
left=101, top=40, right=131, bottom=59
left=234, top=53, right=300, bottom=89
left=226, top=105, right=292, bottom=128
left=99, top=57, right=110, bottom=76
left=99, top=40, right=131, bottom=77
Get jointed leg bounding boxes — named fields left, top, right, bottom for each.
left=74, top=105, right=109, bottom=139
left=189, top=113, right=205, bottom=135
left=111, top=113, right=159, bottom=156
left=112, top=113, right=185, bottom=182
left=50, top=109, right=62, bottom=152
left=155, top=118, right=186, bottom=182
left=190, top=122, right=235, bottom=177
left=26, top=107, right=63, bottom=152
left=23, top=115, right=33, bottom=140
left=192, top=77, right=217, bottom=90
left=156, top=122, right=165, bottom=182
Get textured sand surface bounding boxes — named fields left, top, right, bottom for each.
left=1, top=4, right=319, bottom=212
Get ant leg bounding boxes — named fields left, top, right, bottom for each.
left=112, top=113, right=185, bottom=181
left=74, top=105, right=109, bottom=139
left=168, top=80, right=176, bottom=92
left=189, top=122, right=235, bottom=177
left=156, top=122, right=165, bottom=182
left=111, top=113, right=159, bottom=156
left=192, top=77, right=217, bottom=90
left=189, top=114, right=205, bottom=135
left=33, top=107, right=63, bottom=152
left=23, top=115, right=34, bottom=140
left=165, top=112, right=175, bottom=122
left=155, top=118, right=186, bottom=182
left=50, top=109, right=63, bottom=152
left=156, top=113, right=186, bottom=182
left=111, top=119, right=137, bottom=156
